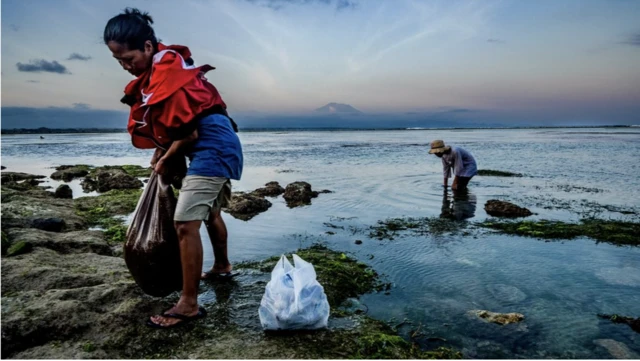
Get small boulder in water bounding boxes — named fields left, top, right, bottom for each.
left=252, top=181, right=285, bottom=197
left=485, top=200, right=532, bottom=218
left=283, top=181, right=322, bottom=208
left=470, top=310, right=524, bottom=325
left=54, top=184, right=73, bottom=199
left=225, top=192, right=272, bottom=221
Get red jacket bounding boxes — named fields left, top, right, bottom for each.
left=122, top=43, right=226, bottom=149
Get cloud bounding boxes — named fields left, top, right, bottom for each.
left=244, top=0, right=356, bottom=11
left=16, top=60, right=70, bottom=74
left=72, top=103, right=91, bottom=110
left=67, top=53, right=92, bottom=61
left=336, top=0, right=357, bottom=11
left=487, top=38, right=505, bottom=44
left=623, top=32, right=640, bottom=46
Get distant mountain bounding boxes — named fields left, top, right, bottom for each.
left=315, top=102, right=362, bottom=114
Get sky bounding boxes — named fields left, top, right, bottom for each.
left=2, top=0, right=640, bottom=127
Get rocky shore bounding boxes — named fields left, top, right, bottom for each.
left=1, top=166, right=460, bottom=359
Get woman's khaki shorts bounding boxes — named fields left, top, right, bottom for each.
left=174, top=176, right=231, bottom=222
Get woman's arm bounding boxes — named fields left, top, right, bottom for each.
left=154, top=129, right=198, bottom=175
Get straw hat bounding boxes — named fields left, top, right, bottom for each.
left=428, top=139, right=451, bottom=154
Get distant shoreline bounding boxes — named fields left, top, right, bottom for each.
left=0, top=125, right=635, bottom=135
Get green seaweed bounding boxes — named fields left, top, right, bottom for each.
left=87, top=165, right=152, bottom=178
left=369, top=217, right=468, bottom=240
left=477, top=169, right=523, bottom=177
left=1, top=231, right=11, bottom=256
left=74, top=189, right=141, bottom=227
left=480, top=219, right=640, bottom=246
left=104, top=225, right=128, bottom=245
left=6, top=241, right=32, bottom=257
left=354, top=318, right=462, bottom=359
left=120, top=165, right=153, bottom=178
left=598, top=314, right=640, bottom=333
left=82, top=342, right=96, bottom=353
left=237, top=244, right=388, bottom=307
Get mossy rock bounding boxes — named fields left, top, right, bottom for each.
left=1, top=231, right=11, bottom=255
left=598, top=314, right=640, bottom=333
left=51, top=165, right=92, bottom=182
left=477, top=169, right=523, bottom=177
left=87, top=165, right=152, bottom=178
left=237, top=244, right=388, bottom=307
left=6, top=241, right=33, bottom=257
left=369, top=217, right=468, bottom=240
left=480, top=219, right=640, bottom=246
left=74, top=189, right=141, bottom=227
left=104, top=225, right=128, bottom=245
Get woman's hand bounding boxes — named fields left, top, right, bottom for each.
left=155, top=157, right=167, bottom=175
left=150, top=148, right=164, bottom=167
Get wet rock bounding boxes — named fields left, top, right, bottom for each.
left=470, top=310, right=525, bottom=325
left=593, top=339, right=639, bottom=359
left=6, top=241, right=33, bottom=257
left=54, top=184, right=73, bottom=199
left=1, top=193, right=85, bottom=231
left=598, top=314, right=640, bottom=333
left=484, top=200, right=532, bottom=218
left=477, top=169, right=522, bottom=177
left=1, top=231, right=10, bottom=256
left=31, top=218, right=66, bottom=232
left=81, top=168, right=143, bottom=193
left=3, top=228, right=112, bottom=256
left=224, top=192, right=272, bottom=221
left=251, top=181, right=285, bottom=197
left=283, top=181, right=319, bottom=208
left=50, top=165, right=91, bottom=182
left=1, top=172, right=46, bottom=183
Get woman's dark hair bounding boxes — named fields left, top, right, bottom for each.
left=103, top=8, right=157, bottom=51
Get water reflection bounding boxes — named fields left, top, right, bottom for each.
left=440, top=189, right=477, bottom=221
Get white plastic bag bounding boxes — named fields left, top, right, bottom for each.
left=258, top=254, right=330, bottom=330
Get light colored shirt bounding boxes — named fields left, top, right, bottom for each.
left=441, top=146, right=477, bottom=178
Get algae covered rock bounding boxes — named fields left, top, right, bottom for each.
left=81, top=167, right=143, bottom=193
left=50, top=165, right=91, bottom=182
left=225, top=192, right=272, bottom=221
left=1, top=172, right=46, bottom=183
left=6, top=241, right=32, bottom=257
left=251, top=181, right=285, bottom=197
left=480, top=219, right=640, bottom=246
left=598, top=314, right=640, bottom=333
left=485, top=200, right=532, bottom=218
left=283, top=181, right=319, bottom=208
left=477, top=169, right=522, bottom=177
left=471, top=310, right=524, bottom=325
